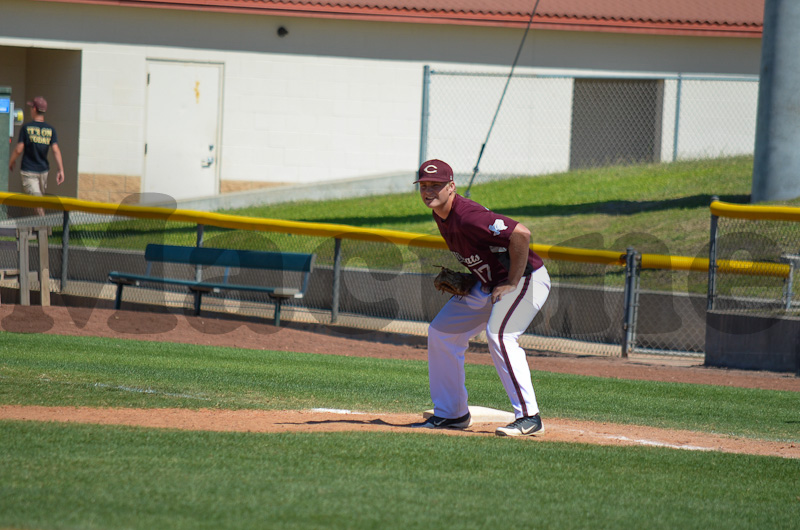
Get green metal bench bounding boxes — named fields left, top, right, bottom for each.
left=108, top=244, right=315, bottom=326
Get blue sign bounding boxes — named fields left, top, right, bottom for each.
left=0, top=98, right=9, bottom=113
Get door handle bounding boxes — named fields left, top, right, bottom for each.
left=202, top=144, right=215, bottom=167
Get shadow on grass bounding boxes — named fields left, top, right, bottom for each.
left=476, top=193, right=751, bottom=219
left=296, top=194, right=751, bottom=227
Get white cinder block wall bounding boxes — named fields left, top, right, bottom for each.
left=79, top=47, right=147, bottom=179
left=220, top=53, right=422, bottom=183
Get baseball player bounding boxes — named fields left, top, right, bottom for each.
left=413, top=159, right=551, bottom=436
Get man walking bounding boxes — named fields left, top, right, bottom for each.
left=9, top=96, right=65, bottom=216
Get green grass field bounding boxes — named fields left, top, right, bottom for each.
left=1, top=332, right=798, bottom=529
left=3, top=423, right=797, bottom=529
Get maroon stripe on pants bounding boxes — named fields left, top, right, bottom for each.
left=498, top=274, right=531, bottom=417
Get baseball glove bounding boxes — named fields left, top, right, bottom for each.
left=434, top=266, right=477, bottom=298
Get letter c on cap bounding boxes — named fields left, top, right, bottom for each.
left=424, top=164, right=438, bottom=173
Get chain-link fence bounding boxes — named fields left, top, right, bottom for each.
left=708, top=211, right=800, bottom=316
left=1, top=195, right=724, bottom=358
left=630, top=268, right=707, bottom=355
left=420, top=68, right=759, bottom=184
left=0, top=199, right=637, bottom=356
left=704, top=201, right=800, bottom=373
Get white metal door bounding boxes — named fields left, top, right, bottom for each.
left=144, top=61, right=222, bottom=201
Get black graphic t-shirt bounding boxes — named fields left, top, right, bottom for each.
left=18, top=121, right=58, bottom=172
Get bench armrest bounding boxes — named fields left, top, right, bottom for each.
left=188, top=284, right=221, bottom=294
left=108, top=274, right=140, bottom=286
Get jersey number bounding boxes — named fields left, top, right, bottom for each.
left=472, top=264, right=492, bottom=284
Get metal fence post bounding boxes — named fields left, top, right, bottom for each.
left=61, top=210, right=70, bottom=291
left=707, top=196, right=720, bottom=311
left=195, top=224, right=205, bottom=282
left=35, top=226, right=51, bottom=307
left=196, top=224, right=205, bottom=247
left=621, top=247, right=640, bottom=357
left=780, top=253, right=799, bottom=311
left=331, top=238, right=343, bottom=323
left=17, top=227, right=31, bottom=306
left=672, top=73, right=683, bottom=162
left=418, top=65, right=431, bottom=170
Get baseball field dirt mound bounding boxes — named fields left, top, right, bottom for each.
left=1, top=406, right=798, bottom=459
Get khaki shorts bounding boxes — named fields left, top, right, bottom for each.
left=21, top=171, right=49, bottom=196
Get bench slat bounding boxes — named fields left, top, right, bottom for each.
left=144, top=244, right=314, bottom=272
left=109, top=272, right=201, bottom=289
left=108, top=272, right=303, bottom=299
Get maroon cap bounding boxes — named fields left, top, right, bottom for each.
left=27, top=96, right=47, bottom=113
left=415, top=159, right=453, bottom=183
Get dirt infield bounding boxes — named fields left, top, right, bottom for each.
left=1, top=304, right=798, bottom=459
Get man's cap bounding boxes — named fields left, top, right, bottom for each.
left=415, top=159, right=453, bottom=183
left=27, top=96, right=47, bottom=113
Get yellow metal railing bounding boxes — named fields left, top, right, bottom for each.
left=640, top=253, right=789, bottom=278
left=0, top=193, right=791, bottom=278
left=0, top=192, right=447, bottom=249
left=711, top=199, right=800, bottom=222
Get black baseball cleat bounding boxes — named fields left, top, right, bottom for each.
left=412, top=412, right=472, bottom=430
left=495, top=414, right=544, bottom=437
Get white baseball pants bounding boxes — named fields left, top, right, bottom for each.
left=427, top=266, right=551, bottom=419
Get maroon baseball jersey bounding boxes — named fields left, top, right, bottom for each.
left=434, top=194, right=543, bottom=288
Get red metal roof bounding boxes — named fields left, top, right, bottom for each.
left=39, top=0, right=764, bottom=37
